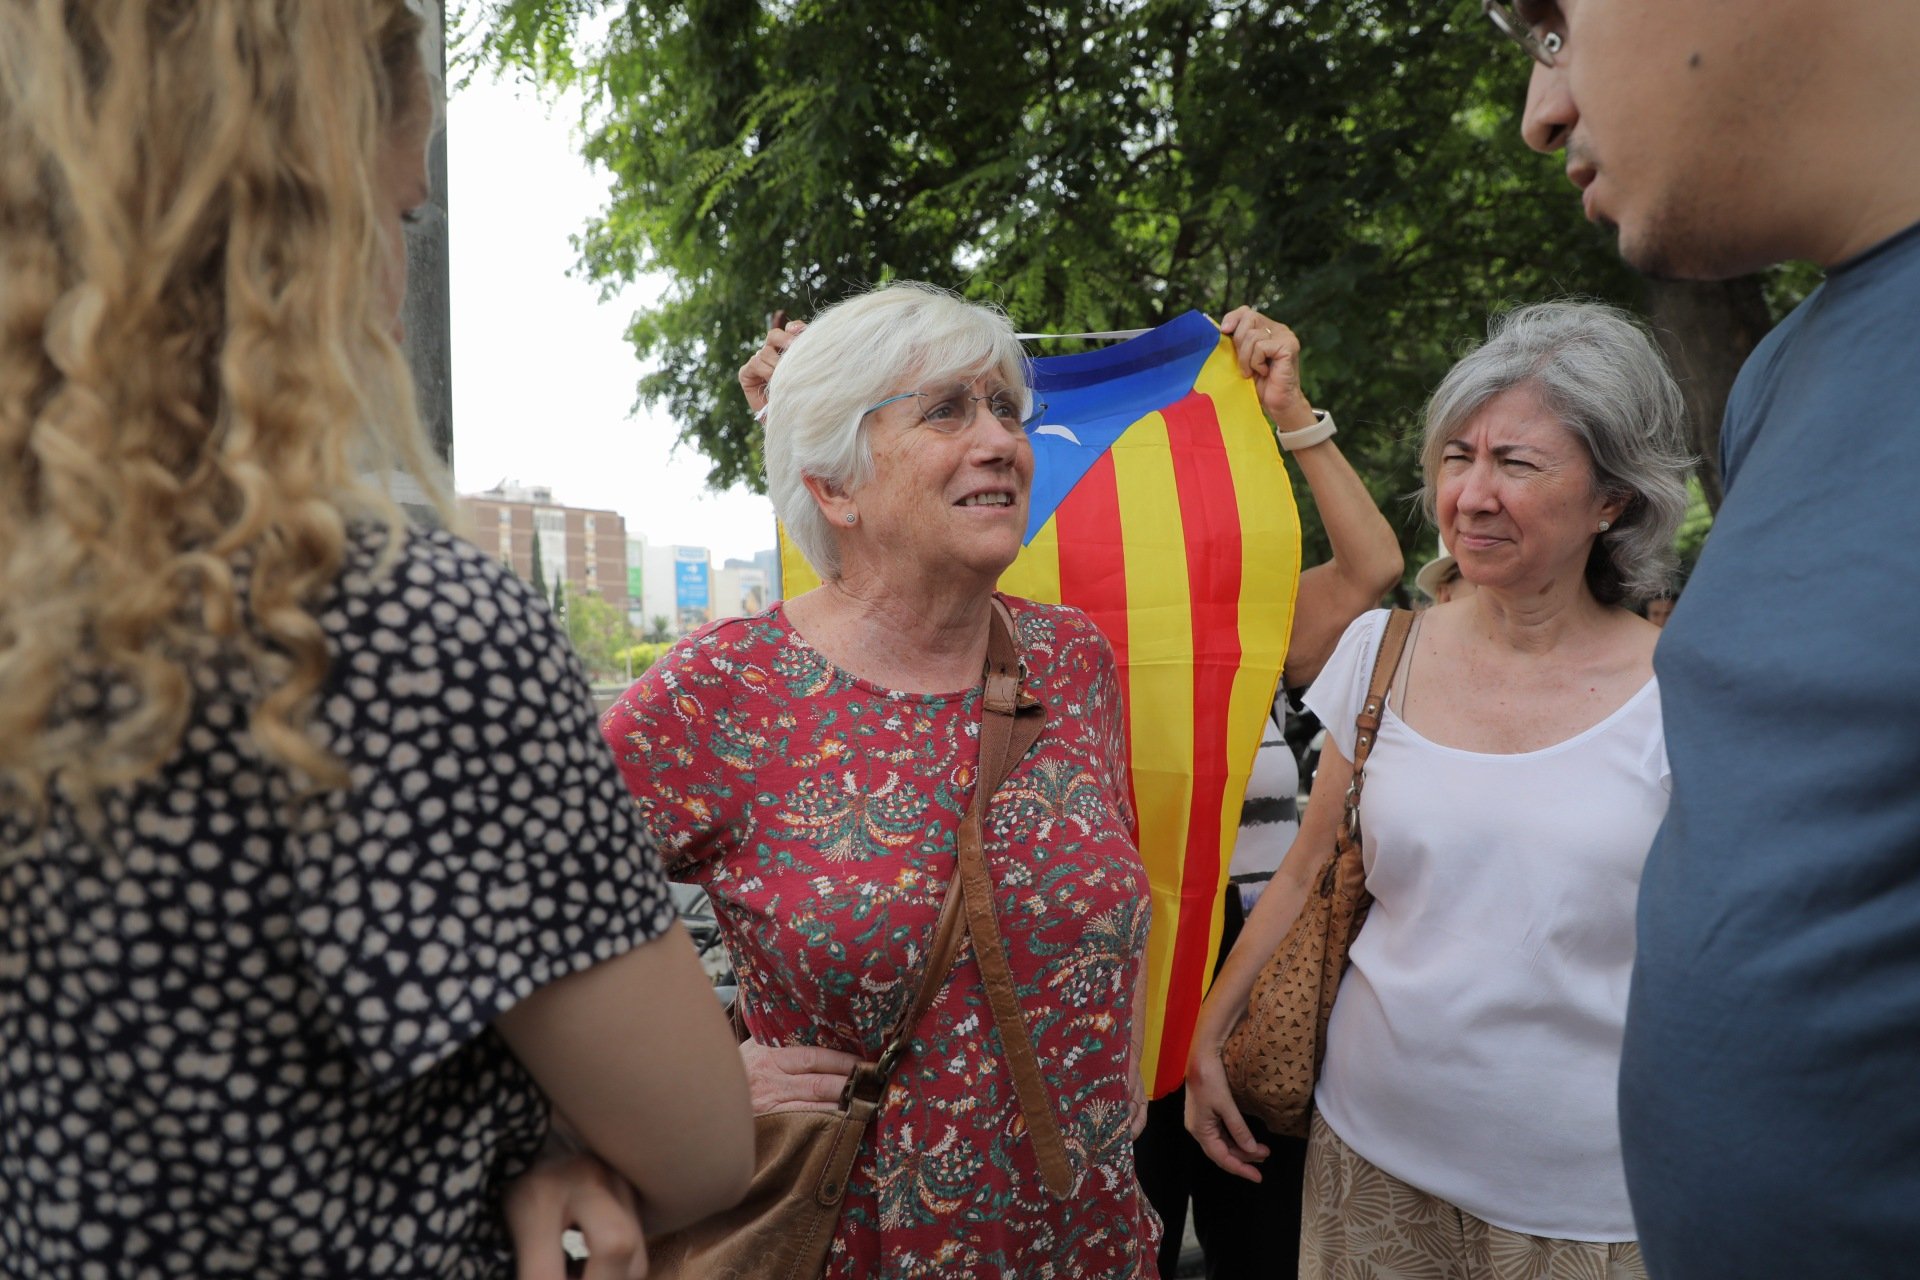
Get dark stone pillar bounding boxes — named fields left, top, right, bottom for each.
left=400, top=2, right=453, bottom=519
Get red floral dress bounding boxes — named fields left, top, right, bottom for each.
left=601, top=595, right=1160, bottom=1278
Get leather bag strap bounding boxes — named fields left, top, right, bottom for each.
left=812, top=597, right=1050, bottom=1207
left=1337, top=608, right=1415, bottom=850
left=957, top=598, right=1072, bottom=1198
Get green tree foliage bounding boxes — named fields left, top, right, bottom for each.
left=528, top=525, right=548, bottom=597
left=564, top=590, right=637, bottom=679
left=616, top=639, right=676, bottom=676
left=464, top=1, right=1781, bottom=568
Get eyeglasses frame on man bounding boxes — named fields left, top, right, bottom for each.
left=1482, top=0, right=1563, bottom=68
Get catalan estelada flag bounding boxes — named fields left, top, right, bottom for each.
left=780, top=311, right=1301, bottom=1096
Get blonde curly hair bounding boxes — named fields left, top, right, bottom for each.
left=0, top=0, right=451, bottom=817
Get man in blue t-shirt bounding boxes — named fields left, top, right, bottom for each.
left=1480, top=3, right=1920, bottom=1275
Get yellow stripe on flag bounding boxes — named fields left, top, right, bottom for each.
left=1105, top=409, right=1197, bottom=1086
left=1190, top=347, right=1301, bottom=1000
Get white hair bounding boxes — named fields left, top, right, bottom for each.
left=1419, top=301, right=1695, bottom=606
left=762, top=282, right=1030, bottom=580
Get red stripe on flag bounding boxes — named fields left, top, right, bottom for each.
left=1053, top=453, right=1150, bottom=999
left=1155, top=390, right=1244, bottom=1092
left=1052, top=447, right=1137, bottom=815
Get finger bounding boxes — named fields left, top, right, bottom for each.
left=505, top=1177, right=570, bottom=1280
left=1219, top=304, right=1252, bottom=336
left=761, top=1098, right=845, bottom=1115
left=570, top=1190, right=645, bottom=1280
left=771, top=1070, right=854, bottom=1106
left=768, top=1043, right=863, bottom=1075
left=762, top=324, right=804, bottom=360
left=1217, top=1101, right=1270, bottom=1161
left=1192, top=1121, right=1266, bottom=1183
left=1230, top=312, right=1274, bottom=377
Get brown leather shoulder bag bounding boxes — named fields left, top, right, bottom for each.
left=1220, top=608, right=1414, bottom=1139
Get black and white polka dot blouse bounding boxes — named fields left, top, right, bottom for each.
left=1, top=525, right=677, bottom=1277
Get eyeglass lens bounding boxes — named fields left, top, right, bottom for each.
left=915, top=385, right=1033, bottom=434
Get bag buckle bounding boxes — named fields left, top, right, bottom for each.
left=840, top=1061, right=888, bottom=1108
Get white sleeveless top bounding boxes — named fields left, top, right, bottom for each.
left=1302, top=611, right=1669, bottom=1240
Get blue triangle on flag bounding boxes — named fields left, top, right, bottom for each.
left=1024, top=310, right=1223, bottom=543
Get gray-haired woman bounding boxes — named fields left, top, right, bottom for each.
left=602, top=282, right=1170, bottom=1276
left=1186, top=301, right=1692, bottom=1280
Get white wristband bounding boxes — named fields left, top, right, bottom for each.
left=1276, top=408, right=1336, bottom=452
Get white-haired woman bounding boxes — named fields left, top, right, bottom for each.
left=602, top=282, right=1165, bottom=1275
left=0, top=3, right=750, bottom=1275
left=1186, top=302, right=1693, bottom=1279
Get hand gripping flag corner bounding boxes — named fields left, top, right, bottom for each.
left=779, top=311, right=1301, bottom=1096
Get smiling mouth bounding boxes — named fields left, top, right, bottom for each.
left=957, top=493, right=1013, bottom=508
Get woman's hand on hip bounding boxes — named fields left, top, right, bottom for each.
left=1220, top=306, right=1316, bottom=433
left=738, top=320, right=806, bottom=416
left=742, top=1039, right=861, bottom=1115
left=1183, top=1046, right=1271, bottom=1183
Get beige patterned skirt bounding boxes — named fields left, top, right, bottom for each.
left=1299, top=1112, right=1646, bottom=1280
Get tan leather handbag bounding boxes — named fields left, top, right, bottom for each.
left=1220, top=608, right=1413, bottom=1140
left=648, top=599, right=1068, bottom=1279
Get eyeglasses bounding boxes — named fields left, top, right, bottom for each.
left=862, top=383, right=1048, bottom=436
left=1483, top=0, right=1563, bottom=67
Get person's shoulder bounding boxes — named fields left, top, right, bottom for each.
left=1000, top=593, right=1120, bottom=669
left=1000, top=592, right=1105, bottom=642
left=318, top=525, right=598, bottom=773
left=332, top=522, right=550, bottom=623
left=317, top=523, right=568, bottom=671
left=662, top=607, right=786, bottom=674
left=1336, top=607, right=1393, bottom=659
left=1720, top=286, right=1822, bottom=479
left=1307, top=607, right=1391, bottom=694
left=605, top=607, right=785, bottom=725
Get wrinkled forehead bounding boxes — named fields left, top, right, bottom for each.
left=897, top=355, right=1028, bottom=400
left=1448, top=383, right=1573, bottom=442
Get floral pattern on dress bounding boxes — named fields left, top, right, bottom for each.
left=602, top=595, right=1160, bottom=1278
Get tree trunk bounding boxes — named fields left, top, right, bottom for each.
left=1640, top=276, right=1774, bottom=511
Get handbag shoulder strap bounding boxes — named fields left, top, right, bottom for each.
left=956, top=598, right=1073, bottom=1197
left=1339, top=608, right=1415, bottom=845
left=869, top=599, right=1041, bottom=1070
left=815, top=601, right=1043, bottom=1209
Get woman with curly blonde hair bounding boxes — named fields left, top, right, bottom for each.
left=0, top=2, right=748, bottom=1273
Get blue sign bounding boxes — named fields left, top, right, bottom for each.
left=674, top=552, right=710, bottom=620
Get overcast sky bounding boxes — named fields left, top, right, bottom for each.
left=444, top=71, right=778, bottom=564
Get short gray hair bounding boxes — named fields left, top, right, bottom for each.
left=1419, top=301, right=1694, bottom=606
left=761, top=282, right=1031, bottom=581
